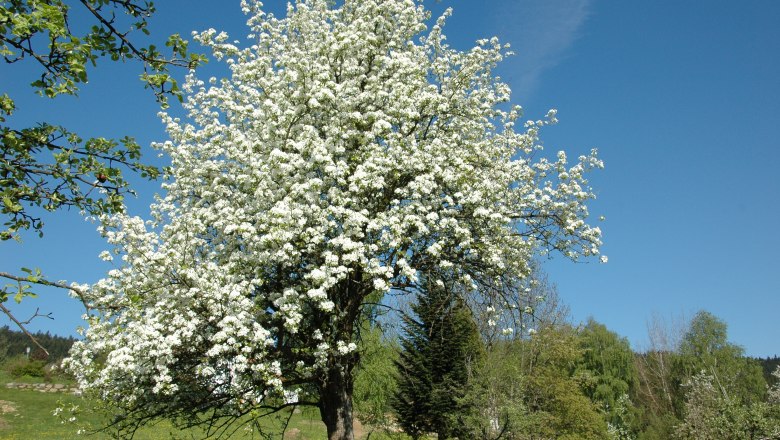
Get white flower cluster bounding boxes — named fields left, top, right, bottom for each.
left=65, top=0, right=604, bottom=418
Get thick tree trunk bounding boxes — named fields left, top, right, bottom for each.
left=320, top=364, right=355, bottom=440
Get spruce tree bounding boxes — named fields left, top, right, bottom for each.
left=394, top=277, right=484, bottom=439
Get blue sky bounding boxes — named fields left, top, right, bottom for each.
left=2, top=0, right=778, bottom=357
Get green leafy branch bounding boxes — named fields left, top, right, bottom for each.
left=1, top=0, right=207, bottom=105
left=0, top=1, right=205, bottom=338
left=0, top=268, right=90, bottom=357
left=1, top=101, right=160, bottom=240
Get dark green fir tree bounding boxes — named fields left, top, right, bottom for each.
left=393, top=276, right=484, bottom=439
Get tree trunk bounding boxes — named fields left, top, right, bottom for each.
left=320, top=363, right=355, bottom=440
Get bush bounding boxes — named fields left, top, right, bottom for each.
left=5, top=356, right=47, bottom=378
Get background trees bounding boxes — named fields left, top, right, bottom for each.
left=631, top=310, right=778, bottom=440
left=351, top=323, right=398, bottom=433
left=519, top=325, right=610, bottom=440
left=576, top=318, right=639, bottom=436
left=671, top=311, right=767, bottom=412
left=634, top=314, right=683, bottom=439
left=672, top=371, right=780, bottom=440
left=667, top=312, right=776, bottom=440
left=0, top=325, right=76, bottom=361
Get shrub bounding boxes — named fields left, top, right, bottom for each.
left=6, top=356, right=47, bottom=378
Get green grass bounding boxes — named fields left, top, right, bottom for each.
left=0, top=360, right=408, bottom=439
left=0, top=385, right=323, bottom=439
left=0, top=384, right=408, bottom=439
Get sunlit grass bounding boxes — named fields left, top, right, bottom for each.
left=0, top=385, right=323, bottom=439
left=0, top=383, right=408, bottom=439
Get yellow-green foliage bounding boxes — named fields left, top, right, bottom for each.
left=521, top=326, right=609, bottom=440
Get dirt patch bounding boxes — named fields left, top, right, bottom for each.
left=0, top=400, right=16, bottom=431
left=353, top=418, right=364, bottom=439
left=0, top=401, right=16, bottom=414
left=283, top=427, right=301, bottom=439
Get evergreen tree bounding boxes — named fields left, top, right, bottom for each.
left=757, top=356, right=780, bottom=388
left=0, top=325, right=76, bottom=361
left=394, top=277, right=484, bottom=439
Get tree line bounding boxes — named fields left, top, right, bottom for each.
left=1, top=280, right=778, bottom=439
left=353, top=277, right=780, bottom=440
left=0, top=325, right=77, bottom=361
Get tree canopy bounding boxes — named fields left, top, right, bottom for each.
left=63, top=1, right=604, bottom=439
left=576, top=318, right=638, bottom=430
left=672, top=311, right=766, bottom=411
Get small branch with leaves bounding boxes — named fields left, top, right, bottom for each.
left=0, top=269, right=90, bottom=357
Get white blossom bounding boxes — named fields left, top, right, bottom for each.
left=64, top=0, right=604, bottom=431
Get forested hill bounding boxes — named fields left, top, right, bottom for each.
left=0, top=326, right=77, bottom=360
left=757, top=355, right=780, bottom=386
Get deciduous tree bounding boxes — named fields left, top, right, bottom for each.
left=672, top=311, right=767, bottom=413
left=576, top=319, right=639, bottom=434
left=1, top=0, right=204, bottom=339
left=352, top=322, right=398, bottom=433
left=521, top=326, right=610, bottom=440
left=673, top=371, right=779, bottom=440
left=64, top=1, right=604, bottom=439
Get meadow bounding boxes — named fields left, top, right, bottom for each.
left=0, top=368, right=346, bottom=439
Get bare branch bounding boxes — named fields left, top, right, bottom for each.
left=0, top=302, right=50, bottom=357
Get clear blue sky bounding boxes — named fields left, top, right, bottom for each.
left=2, top=0, right=778, bottom=357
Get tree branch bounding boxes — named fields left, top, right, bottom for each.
left=0, top=271, right=87, bottom=299
left=0, top=301, right=50, bottom=357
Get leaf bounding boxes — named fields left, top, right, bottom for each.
left=2, top=196, right=22, bottom=213
left=14, top=287, right=27, bottom=303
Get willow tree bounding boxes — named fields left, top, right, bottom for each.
left=65, top=1, right=605, bottom=439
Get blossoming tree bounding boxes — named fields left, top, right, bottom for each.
left=65, top=1, right=605, bottom=439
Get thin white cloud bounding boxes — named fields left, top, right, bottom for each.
left=493, top=0, right=591, bottom=99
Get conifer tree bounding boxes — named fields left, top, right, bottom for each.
left=394, top=276, right=484, bottom=439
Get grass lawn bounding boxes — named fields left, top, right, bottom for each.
left=0, top=385, right=330, bottom=439
left=0, top=383, right=405, bottom=439
left=0, top=362, right=410, bottom=439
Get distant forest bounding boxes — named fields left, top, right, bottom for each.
left=0, top=323, right=777, bottom=380
left=0, top=325, right=78, bottom=361
left=763, top=355, right=780, bottom=385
